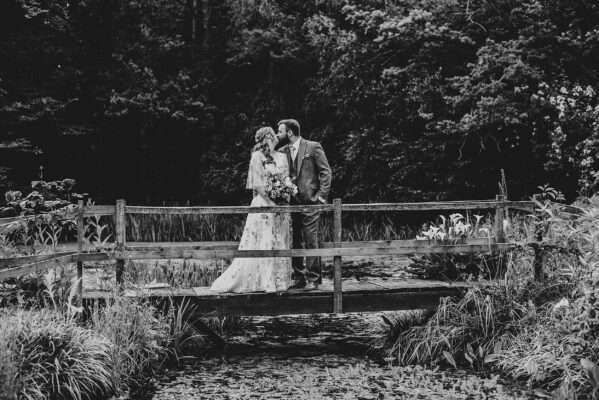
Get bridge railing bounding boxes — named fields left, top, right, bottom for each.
left=1, top=196, right=535, bottom=313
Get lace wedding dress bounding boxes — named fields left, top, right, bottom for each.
left=210, top=150, right=292, bottom=293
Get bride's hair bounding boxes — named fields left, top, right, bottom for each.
left=253, top=127, right=276, bottom=161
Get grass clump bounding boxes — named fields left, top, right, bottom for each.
left=0, top=309, right=113, bottom=400
left=89, top=295, right=169, bottom=395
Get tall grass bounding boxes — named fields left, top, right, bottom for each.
left=124, top=258, right=226, bottom=288
left=0, top=309, right=114, bottom=400
left=124, top=212, right=425, bottom=243
left=88, top=294, right=169, bottom=394
left=161, top=297, right=209, bottom=360
left=388, top=194, right=599, bottom=398
left=127, top=213, right=245, bottom=242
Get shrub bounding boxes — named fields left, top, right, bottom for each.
left=390, top=281, right=534, bottom=369
left=0, top=309, right=113, bottom=400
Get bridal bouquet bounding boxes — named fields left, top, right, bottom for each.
left=265, top=171, right=298, bottom=204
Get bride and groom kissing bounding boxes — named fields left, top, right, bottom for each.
left=210, top=119, right=332, bottom=293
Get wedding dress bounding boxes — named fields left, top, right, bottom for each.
left=210, top=150, right=292, bottom=293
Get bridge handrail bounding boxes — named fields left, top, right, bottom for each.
left=0, top=200, right=535, bottom=222
left=58, top=199, right=533, bottom=216
left=1, top=195, right=532, bottom=313
left=0, top=240, right=516, bottom=281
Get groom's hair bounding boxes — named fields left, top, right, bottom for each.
left=278, top=119, right=301, bottom=137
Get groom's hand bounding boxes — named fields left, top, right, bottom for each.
left=311, top=195, right=327, bottom=204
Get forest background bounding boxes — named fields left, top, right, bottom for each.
left=1, top=0, right=598, bottom=204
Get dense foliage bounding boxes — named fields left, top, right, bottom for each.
left=390, top=194, right=599, bottom=398
left=1, top=0, right=598, bottom=204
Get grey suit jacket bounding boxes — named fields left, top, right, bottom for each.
left=280, top=138, right=332, bottom=204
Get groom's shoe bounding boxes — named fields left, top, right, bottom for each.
left=289, top=281, right=307, bottom=290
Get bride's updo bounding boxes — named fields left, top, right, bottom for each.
left=253, top=126, right=276, bottom=157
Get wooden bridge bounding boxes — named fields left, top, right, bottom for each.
left=0, top=196, right=534, bottom=316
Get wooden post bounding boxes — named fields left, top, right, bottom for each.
left=76, top=200, right=84, bottom=307
left=494, top=194, right=506, bottom=243
left=115, top=199, right=126, bottom=287
left=494, top=194, right=506, bottom=277
left=532, top=198, right=545, bottom=282
left=333, top=198, right=343, bottom=313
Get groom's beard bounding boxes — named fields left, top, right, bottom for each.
left=274, top=135, right=291, bottom=150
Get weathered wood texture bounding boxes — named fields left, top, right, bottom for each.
left=1, top=200, right=535, bottom=225
left=82, top=205, right=116, bottom=217
left=17, top=238, right=501, bottom=253
left=5, top=238, right=503, bottom=254
left=123, top=199, right=534, bottom=215
left=115, top=242, right=508, bottom=260
left=341, top=200, right=534, bottom=212
left=76, top=200, right=84, bottom=305
left=115, top=199, right=126, bottom=285
left=0, top=255, right=76, bottom=280
left=0, top=240, right=511, bottom=281
left=495, top=195, right=506, bottom=243
left=83, top=278, right=472, bottom=316
left=126, top=204, right=334, bottom=215
left=0, top=251, right=78, bottom=268
left=333, top=198, right=343, bottom=313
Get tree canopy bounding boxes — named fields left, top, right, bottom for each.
left=1, top=0, right=598, bottom=204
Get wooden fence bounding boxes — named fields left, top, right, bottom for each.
left=0, top=195, right=535, bottom=313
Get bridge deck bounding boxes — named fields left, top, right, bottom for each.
left=84, top=278, right=475, bottom=316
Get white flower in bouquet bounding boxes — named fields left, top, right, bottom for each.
left=265, top=171, right=298, bottom=204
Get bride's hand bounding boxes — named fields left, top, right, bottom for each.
left=256, top=189, right=274, bottom=205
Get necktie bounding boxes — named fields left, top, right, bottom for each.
left=291, top=146, right=297, bottom=162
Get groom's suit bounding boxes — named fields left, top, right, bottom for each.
left=280, top=137, right=332, bottom=285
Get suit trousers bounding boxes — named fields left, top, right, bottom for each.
left=291, top=209, right=322, bottom=284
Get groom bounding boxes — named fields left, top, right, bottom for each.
left=276, top=119, right=332, bottom=290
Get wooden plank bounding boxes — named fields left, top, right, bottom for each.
left=341, top=200, right=534, bottom=212
left=0, top=254, right=75, bottom=280
left=2, top=201, right=535, bottom=224
left=115, top=200, right=126, bottom=286
left=112, top=242, right=509, bottom=260
left=103, top=243, right=512, bottom=261
left=1, top=238, right=499, bottom=267
left=125, top=204, right=335, bottom=215
left=0, top=215, right=34, bottom=225
left=122, top=238, right=493, bottom=252
left=0, top=251, right=79, bottom=268
left=78, top=252, right=111, bottom=262
left=116, top=200, right=537, bottom=215
left=123, top=241, right=238, bottom=251
left=82, top=205, right=115, bottom=217
left=83, top=285, right=467, bottom=316
left=333, top=198, right=343, bottom=313
left=76, top=200, right=84, bottom=306
left=321, top=238, right=493, bottom=248
left=495, top=195, right=506, bottom=243
left=14, top=238, right=494, bottom=253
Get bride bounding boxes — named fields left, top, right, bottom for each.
left=210, top=127, right=293, bottom=293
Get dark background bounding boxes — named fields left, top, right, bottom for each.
left=1, top=0, right=598, bottom=205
